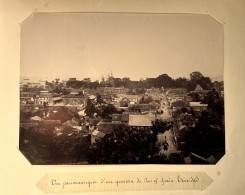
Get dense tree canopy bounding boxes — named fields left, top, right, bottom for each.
left=20, top=124, right=90, bottom=164
left=64, top=71, right=216, bottom=93
left=87, top=120, right=172, bottom=164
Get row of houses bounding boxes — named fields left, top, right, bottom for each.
left=20, top=90, right=143, bottom=109
left=20, top=91, right=87, bottom=106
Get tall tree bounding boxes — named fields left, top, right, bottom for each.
left=173, top=77, right=189, bottom=88
left=190, top=71, right=204, bottom=80
left=99, top=104, right=117, bottom=119
left=85, top=99, right=97, bottom=118
left=155, top=74, right=173, bottom=88
left=187, top=71, right=212, bottom=91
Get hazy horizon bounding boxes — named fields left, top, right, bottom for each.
left=20, top=73, right=223, bottom=83
left=20, top=13, right=224, bottom=82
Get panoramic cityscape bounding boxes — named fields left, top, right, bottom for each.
left=19, top=13, right=224, bottom=164
left=19, top=72, right=224, bottom=164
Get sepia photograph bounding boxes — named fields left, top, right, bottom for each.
left=19, top=12, right=225, bottom=165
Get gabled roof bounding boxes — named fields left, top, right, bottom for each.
left=128, top=115, right=152, bottom=127
left=89, top=118, right=101, bottom=126
left=62, top=119, right=79, bottom=127
left=195, top=84, right=203, bottom=92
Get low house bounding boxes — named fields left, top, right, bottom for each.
left=62, top=94, right=87, bottom=106
left=119, top=97, right=130, bottom=108
left=189, top=102, right=208, bottom=112
left=20, top=92, right=37, bottom=104
left=121, top=112, right=142, bottom=124
left=38, top=91, right=53, bottom=105
left=145, top=88, right=160, bottom=95
left=128, top=115, right=153, bottom=130
left=91, top=121, right=119, bottom=145
left=117, top=94, right=139, bottom=105
left=189, top=84, right=211, bottom=100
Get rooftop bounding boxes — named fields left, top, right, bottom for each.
left=128, top=115, right=153, bottom=127
left=190, top=102, right=208, bottom=107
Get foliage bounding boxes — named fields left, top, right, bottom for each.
left=19, top=124, right=90, bottom=164
left=96, top=94, right=104, bottom=105
left=152, top=119, right=173, bottom=135
left=190, top=71, right=204, bottom=80
left=63, top=71, right=215, bottom=93
left=98, top=104, right=118, bottom=119
left=85, top=99, right=98, bottom=118
left=47, top=107, right=76, bottom=123
left=178, top=89, right=225, bottom=159
left=171, top=100, right=188, bottom=108
left=173, top=77, right=189, bottom=88
left=139, top=96, right=154, bottom=104
left=188, top=93, right=201, bottom=102
left=154, top=74, right=173, bottom=88
left=66, top=80, right=99, bottom=89
left=187, top=71, right=213, bottom=91
left=87, top=121, right=171, bottom=164
left=181, top=107, right=189, bottom=113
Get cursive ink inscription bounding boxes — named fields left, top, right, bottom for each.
left=49, top=175, right=200, bottom=190
left=50, top=179, right=98, bottom=189
left=159, top=178, right=175, bottom=185
left=177, top=176, right=199, bottom=183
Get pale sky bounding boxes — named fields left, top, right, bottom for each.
left=20, top=13, right=223, bottom=81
